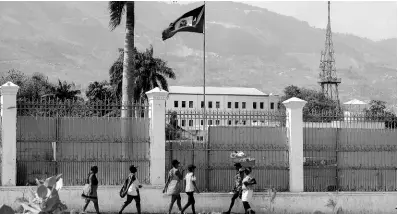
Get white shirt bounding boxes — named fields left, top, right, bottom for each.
left=185, top=172, right=196, bottom=192
left=242, top=175, right=253, bottom=191
left=127, top=174, right=141, bottom=196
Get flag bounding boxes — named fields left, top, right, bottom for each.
left=162, top=5, right=204, bottom=41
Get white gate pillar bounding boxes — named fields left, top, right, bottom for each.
left=282, top=97, right=307, bottom=192
left=145, top=87, right=168, bottom=186
left=1, top=82, right=19, bottom=186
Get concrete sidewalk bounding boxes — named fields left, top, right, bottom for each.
left=1, top=186, right=396, bottom=214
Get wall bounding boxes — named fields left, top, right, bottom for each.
left=0, top=186, right=396, bottom=214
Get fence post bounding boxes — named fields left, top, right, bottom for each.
left=1, top=82, right=19, bottom=186
left=145, top=87, right=168, bottom=186
left=282, top=97, right=307, bottom=192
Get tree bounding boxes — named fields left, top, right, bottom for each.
left=109, top=46, right=176, bottom=103
left=86, top=81, right=115, bottom=103
left=365, top=100, right=397, bottom=129
left=108, top=1, right=135, bottom=118
left=51, top=80, right=81, bottom=101
left=279, top=85, right=341, bottom=121
left=0, top=70, right=54, bottom=100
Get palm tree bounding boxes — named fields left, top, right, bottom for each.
left=52, top=80, right=81, bottom=101
left=108, top=1, right=135, bottom=118
left=109, top=46, right=176, bottom=104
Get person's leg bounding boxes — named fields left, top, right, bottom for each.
left=225, top=191, right=239, bottom=213
left=190, top=193, right=196, bottom=214
left=168, top=195, right=178, bottom=214
left=181, top=193, right=191, bottom=213
left=242, top=201, right=250, bottom=214
left=133, top=196, right=141, bottom=214
left=119, top=195, right=133, bottom=214
left=82, top=199, right=90, bottom=212
left=176, top=194, right=182, bottom=211
left=93, top=200, right=100, bottom=214
left=181, top=192, right=194, bottom=213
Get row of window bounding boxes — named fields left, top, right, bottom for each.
left=173, top=101, right=275, bottom=109
left=178, top=119, right=267, bottom=127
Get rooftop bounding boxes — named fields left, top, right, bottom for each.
left=168, top=86, right=271, bottom=96
left=343, top=99, right=368, bottom=105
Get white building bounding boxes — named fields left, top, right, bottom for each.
left=166, top=86, right=280, bottom=111
left=165, top=86, right=281, bottom=140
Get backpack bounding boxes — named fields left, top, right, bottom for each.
left=119, top=174, right=135, bottom=198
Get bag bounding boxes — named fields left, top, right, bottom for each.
left=166, top=180, right=179, bottom=196
left=82, top=184, right=91, bottom=196
left=81, top=173, right=91, bottom=197
left=120, top=175, right=135, bottom=198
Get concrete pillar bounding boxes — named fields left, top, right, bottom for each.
left=282, top=97, right=307, bottom=192
left=1, top=82, right=19, bottom=186
left=145, top=87, right=168, bottom=186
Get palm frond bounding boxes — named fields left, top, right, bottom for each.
left=108, top=1, right=127, bottom=31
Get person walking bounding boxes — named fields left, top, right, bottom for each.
left=223, top=163, right=244, bottom=214
left=81, top=165, right=100, bottom=214
left=163, top=159, right=183, bottom=214
left=241, top=167, right=257, bottom=214
left=119, top=165, right=142, bottom=214
left=181, top=164, right=200, bottom=214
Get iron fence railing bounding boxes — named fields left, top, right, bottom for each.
left=165, top=109, right=289, bottom=192
left=304, top=110, right=397, bottom=192
left=15, top=99, right=151, bottom=186
left=17, top=99, right=149, bottom=118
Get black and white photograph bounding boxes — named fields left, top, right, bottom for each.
left=0, top=0, right=396, bottom=214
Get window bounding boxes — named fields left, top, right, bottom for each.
left=200, top=120, right=204, bottom=125
left=228, top=102, right=232, bottom=108
left=189, top=120, right=193, bottom=127
left=181, top=120, right=186, bottom=127
left=208, top=101, right=213, bottom=108
left=228, top=120, right=232, bottom=125
left=216, top=102, right=220, bottom=109
left=201, top=101, right=204, bottom=108
left=182, top=101, right=186, bottom=108
left=242, top=102, right=246, bottom=109
left=216, top=120, right=220, bottom=125
left=197, top=136, right=204, bottom=141
left=174, top=101, right=178, bottom=108
left=235, top=120, right=239, bottom=125
left=253, top=102, right=257, bottom=109
left=242, top=120, right=246, bottom=125
left=260, top=102, right=264, bottom=109
left=270, top=102, right=275, bottom=110
left=189, top=101, right=193, bottom=108
left=235, top=102, right=239, bottom=109
left=208, top=120, right=213, bottom=125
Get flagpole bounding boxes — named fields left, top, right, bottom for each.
left=203, top=1, right=206, bottom=142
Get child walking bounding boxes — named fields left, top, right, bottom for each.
left=119, top=165, right=142, bottom=214
left=181, top=164, right=200, bottom=214
left=241, top=167, right=257, bottom=214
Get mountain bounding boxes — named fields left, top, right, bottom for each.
left=0, top=1, right=396, bottom=107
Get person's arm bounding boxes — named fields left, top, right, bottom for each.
left=192, top=174, right=200, bottom=193
left=88, top=174, right=94, bottom=195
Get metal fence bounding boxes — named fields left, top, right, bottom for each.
left=16, top=99, right=150, bottom=186
left=165, top=109, right=289, bottom=192
left=304, top=110, right=397, bottom=191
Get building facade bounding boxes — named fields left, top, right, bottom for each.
left=165, top=86, right=281, bottom=140
left=166, top=86, right=280, bottom=111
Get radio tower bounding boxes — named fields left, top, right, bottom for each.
left=319, top=1, right=341, bottom=107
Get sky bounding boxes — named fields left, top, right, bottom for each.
left=179, top=1, right=397, bottom=41
left=244, top=1, right=397, bottom=41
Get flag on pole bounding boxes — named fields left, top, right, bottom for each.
left=162, top=5, right=204, bottom=41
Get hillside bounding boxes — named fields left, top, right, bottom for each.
left=0, top=1, right=396, bottom=107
